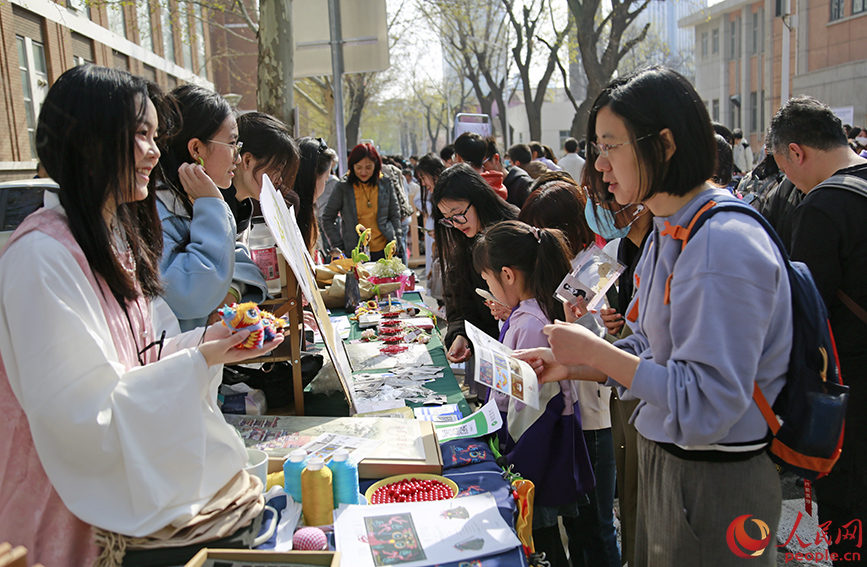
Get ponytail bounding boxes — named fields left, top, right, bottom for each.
left=473, top=220, right=572, bottom=323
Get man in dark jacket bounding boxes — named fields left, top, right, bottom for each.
left=767, top=95, right=867, bottom=562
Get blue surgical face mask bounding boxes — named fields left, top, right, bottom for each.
left=583, top=196, right=645, bottom=240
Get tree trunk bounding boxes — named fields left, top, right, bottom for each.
left=257, top=0, right=294, bottom=129
left=345, top=75, right=366, bottom=150
left=570, top=94, right=596, bottom=140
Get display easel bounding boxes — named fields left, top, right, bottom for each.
left=247, top=257, right=306, bottom=416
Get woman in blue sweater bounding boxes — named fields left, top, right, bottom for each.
left=516, top=66, right=791, bottom=566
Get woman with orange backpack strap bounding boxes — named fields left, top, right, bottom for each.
left=515, top=66, right=792, bottom=567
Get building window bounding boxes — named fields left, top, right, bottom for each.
left=67, top=0, right=90, bottom=19
left=854, top=0, right=866, bottom=14
left=71, top=31, right=94, bottom=64
left=106, top=4, right=127, bottom=37
left=712, top=28, right=719, bottom=54
left=113, top=49, right=129, bottom=71
left=760, top=90, right=765, bottom=133
left=730, top=101, right=738, bottom=130
left=160, top=0, right=176, bottom=64
left=178, top=5, right=193, bottom=71
left=759, top=9, right=765, bottom=52
left=138, top=0, right=153, bottom=52
left=712, top=99, right=720, bottom=122
left=750, top=91, right=758, bottom=132
left=195, top=6, right=208, bottom=78
left=702, top=32, right=708, bottom=57
left=830, top=0, right=845, bottom=20
left=729, top=19, right=740, bottom=59
left=16, top=35, right=48, bottom=159
left=751, top=12, right=759, bottom=54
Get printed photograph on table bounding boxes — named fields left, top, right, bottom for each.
left=555, top=243, right=626, bottom=311
left=364, top=513, right=426, bottom=566
left=334, top=492, right=521, bottom=567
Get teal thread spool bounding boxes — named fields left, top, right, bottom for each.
left=328, top=448, right=359, bottom=506
left=283, top=449, right=307, bottom=503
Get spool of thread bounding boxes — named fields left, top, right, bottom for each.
left=301, top=457, right=334, bottom=526
left=283, top=449, right=307, bottom=503
left=328, top=448, right=359, bottom=507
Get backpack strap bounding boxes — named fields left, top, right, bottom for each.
left=676, top=197, right=793, bottom=436
left=836, top=289, right=867, bottom=325
left=659, top=201, right=716, bottom=251
left=807, top=174, right=867, bottom=324
left=810, top=173, right=867, bottom=199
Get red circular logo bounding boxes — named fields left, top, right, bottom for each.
left=726, top=515, right=772, bottom=558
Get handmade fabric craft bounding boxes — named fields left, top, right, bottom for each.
left=217, top=302, right=283, bottom=349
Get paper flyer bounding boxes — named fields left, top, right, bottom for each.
left=433, top=399, right=502, bottom=442
left=465, top=321, right=540, bottom=410
left=555, top=243, right=625, bottom=312
left=333, top=492, right=520, bottom=567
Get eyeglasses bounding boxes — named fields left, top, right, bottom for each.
left=208, top=139, right=244, bottom=159
left=590, top=133, right=654, bottom=158
left=438, top=201, right=472, bottom=227
left=316, top=137, right=328, bottom=154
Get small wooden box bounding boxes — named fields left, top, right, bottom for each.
left=185, top=548, right=340, bottom=567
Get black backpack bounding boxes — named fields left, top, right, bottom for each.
left=682, top=197, right=848, bottom=481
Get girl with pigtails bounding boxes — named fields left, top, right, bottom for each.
left=472, top=220, right=596, bottom=567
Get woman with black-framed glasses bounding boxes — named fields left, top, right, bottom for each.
left=431, top=163, right=519, bottom=372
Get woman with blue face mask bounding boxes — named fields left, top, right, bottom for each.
left=581, top=191, right=652, bottom=566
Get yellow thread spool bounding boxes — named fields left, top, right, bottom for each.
left=301, top=457, right=334, bottom=526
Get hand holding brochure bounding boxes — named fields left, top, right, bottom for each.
left=555, top=243, right=626, bottom=311
left=465, top=322, right=540, bottom=410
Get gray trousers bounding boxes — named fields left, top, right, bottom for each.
left=634, top=434, right=782, bottom=567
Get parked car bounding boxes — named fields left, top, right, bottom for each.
left=0, top=178, right=57, bottom=250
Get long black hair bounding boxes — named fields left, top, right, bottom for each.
left=237, top=111, right=300, bottom=193
left=293, top=136, right=337, bottom=251
left=160, top=84, right=234, bottom=217
left=36, top=64, right=166, bottom=300
left=432, top=163, right=518, bottom=302
left=414, top=152, right=444, bottom=217
left=472, top=220, right=572, bottom=323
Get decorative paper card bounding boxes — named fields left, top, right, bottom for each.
left=433, top=399, right=502, bottom=443
left=333, top=493, right=520, bottom=567
left=413, top=404, right=463, bottom=423
left=556, top=243, right=626, bottom=312
left=465, top=322, right=540, bottom=410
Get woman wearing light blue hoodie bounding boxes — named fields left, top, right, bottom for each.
left=156, top=86, right=272, bottom=331
left=516, top=67, right=791, bottom=567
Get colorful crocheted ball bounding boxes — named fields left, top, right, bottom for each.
left=293, top=526, right=328, bottom=551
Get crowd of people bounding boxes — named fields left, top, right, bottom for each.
left=0, top=62, right=864, bottom=567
